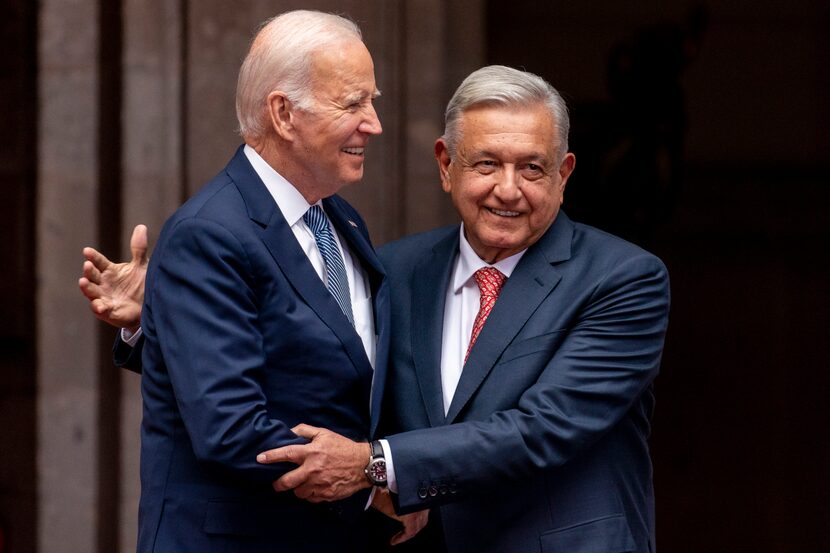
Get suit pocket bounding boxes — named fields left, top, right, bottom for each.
left=500, top=330, right=564, bottom=363
left=539, top=514, right=636, bottom=553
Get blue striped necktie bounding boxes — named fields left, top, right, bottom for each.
left=303, top=205, right=355, bottom=326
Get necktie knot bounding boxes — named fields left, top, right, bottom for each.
left=303, top=205, right=328, bottom=234
left=466, top=267, right=507, bottom=363
left=474, top=267, right=506, bottom=299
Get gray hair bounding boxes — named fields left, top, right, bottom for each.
left=443, top=65, right=570, bottom=162
left=235, top=10, right=362, bottom=140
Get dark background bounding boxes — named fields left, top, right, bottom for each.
left=2, top=1, right=828, bottom=551
left=487, top=2, right=829, bottom=551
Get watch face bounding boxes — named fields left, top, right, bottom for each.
left=367, top=459, right=387, bottom=483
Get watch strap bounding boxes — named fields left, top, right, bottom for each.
left=370, top=440, right=384, bottom=459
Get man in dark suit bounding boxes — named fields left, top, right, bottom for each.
left=82, top=65, right=669, bottom=552
left=257, top=65, right=670, bottom=553
left=79, top=10, right=425, bottom=553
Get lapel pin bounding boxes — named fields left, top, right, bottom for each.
left=348, top=220, right=358, bottom=228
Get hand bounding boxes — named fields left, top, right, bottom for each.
left=78, top=224, right=149, bottom=331
left=371, top=488, right=429, bottom=546
left=257, top=424, right=371, bottom=502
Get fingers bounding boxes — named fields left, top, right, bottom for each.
left=82, top=247, right=112, bottom=274
left=78, top=277, right=102, bottom=301
left=290, top=423, right=323, bottom=439
left=390, top=511, right=429, bottom=546
left=271, top=468, right=307, bottom=493
left=89, top=299, right=110, bottom=316
left=81, top=259, right=102, bottom=285
left=257, top=444, right=306, bottom=465
left=130, top=224, right=149, bottom=265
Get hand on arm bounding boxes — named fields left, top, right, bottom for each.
left=371, top=488, right=429, bottom=546
left=257, top=424, right=372, bottom=502
left=78, top=224, right=148, bottom=331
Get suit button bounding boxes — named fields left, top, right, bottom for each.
left=439, top=484, right=448, bottom=495
left=428, top=485, right=438, bottom=497
left=449, top=482, right=458, bottom=494
left=418, top=486, right=428, bottom=499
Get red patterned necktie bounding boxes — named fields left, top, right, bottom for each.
left=465, top=267, right=507, bottom=363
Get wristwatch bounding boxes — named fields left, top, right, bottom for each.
left=364, top=440, right=388, bottom=487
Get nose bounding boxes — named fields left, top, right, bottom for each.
left=359, top=103, right=383, bottom=135
left=493, top=166, right=522, bottom=202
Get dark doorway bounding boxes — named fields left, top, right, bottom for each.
left=0, top=1, right=38, bottom=552
left=486, top=2, right=830, bottom=551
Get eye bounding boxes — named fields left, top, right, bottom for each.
left=521, top=163, right=545, bottom=179
left=474, top=160, right=498, bottom=174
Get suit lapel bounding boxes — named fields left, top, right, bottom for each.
left=445, top=215, right=574, bottom=423
left=225, top=148, right=374, bottom=389
left=411, top=231, right=459, bottom=428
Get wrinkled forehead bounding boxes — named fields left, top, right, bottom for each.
left=457, top=102, right=559, bottom=145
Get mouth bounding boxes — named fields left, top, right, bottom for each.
left=487, top=207, right=521, bottom=217
left=341, top=147, right=365, bottom=156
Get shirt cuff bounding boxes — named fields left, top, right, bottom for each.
left=379, top=439, right=397, bottom=493
left=121, top=326, right=143, bottom=347
left=365, top=486, right=376, bottom=510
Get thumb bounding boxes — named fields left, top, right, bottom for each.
left=130, top=224, right=149, bottom=265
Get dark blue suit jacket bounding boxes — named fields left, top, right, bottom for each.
left=137, top=147, right=389, bottom=553
left=378, top=213, right=669, bottom=553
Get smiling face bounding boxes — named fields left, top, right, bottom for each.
left=283, top=40, right=382, bottom=200
left=436, top=103, right=576, bottom=263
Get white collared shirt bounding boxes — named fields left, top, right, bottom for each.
left=440, top=224, right=525, bottom=413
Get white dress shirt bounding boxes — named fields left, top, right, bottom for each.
left=124, top=145, right=377, bottom=368
left=439, top=225, right=525, bottom=413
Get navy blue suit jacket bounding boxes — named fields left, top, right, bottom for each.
left=136, top=146, right=389, bottom=553
left=378, top=213, right=669, bottom=553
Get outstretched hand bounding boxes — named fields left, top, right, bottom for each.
left=371, top=488, right=429, bottom=546
left=257, top=424, right=371, bottom=503
left=78, top=224, right=148, bottom=331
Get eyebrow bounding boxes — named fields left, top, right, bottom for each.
left=343, top=89, right=382, bottom=105
left=469, top=149, right=550, bottom=164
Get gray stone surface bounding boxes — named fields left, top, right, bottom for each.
left=36, top=3, right=483, bottom=551
left=37, top=1, right=100, bottom=551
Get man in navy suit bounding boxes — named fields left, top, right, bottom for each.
left=82, top=65, right=669, bottom=552
left=79, top=10, right=425, bottom=553
left=257, top=65, right=670, bottom=553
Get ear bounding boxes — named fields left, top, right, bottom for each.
left=557, top=152, right=576, bottom=196
left=435, top=138, right=453, bottom=193
left=266, top=91, right=295, bottom=141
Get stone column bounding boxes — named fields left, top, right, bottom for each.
left=400, top=0, right=486, bottom=238
left=37, top=1, right=101, bottom=551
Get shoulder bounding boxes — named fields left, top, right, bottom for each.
left=152, top=168, right=257, bottom=269
left=572, top=220, right=667, bottom=275
left=378, top=225, right=458, bottom=269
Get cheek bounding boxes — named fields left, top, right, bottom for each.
left=527, top=191, right=562, bottom=225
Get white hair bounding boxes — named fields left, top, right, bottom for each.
left=443, top=65, right=570, bottom=162
left=235, top=10, right=362, bottom=140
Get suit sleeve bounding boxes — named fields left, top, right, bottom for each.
left=145, top=217, right=305, bottom=482
left=386, top=253, right=670, bottom=512
left=113, top=333, right=143, bottom=374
